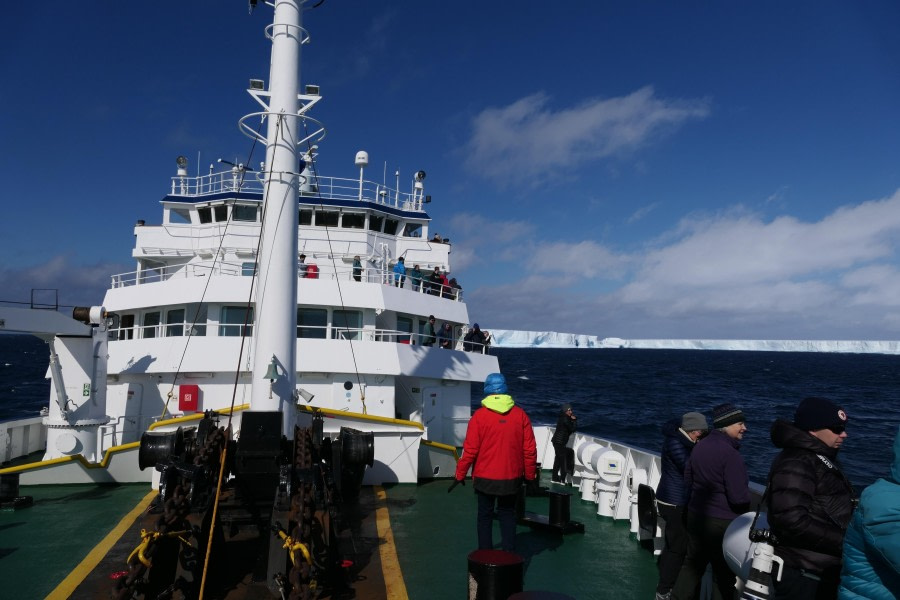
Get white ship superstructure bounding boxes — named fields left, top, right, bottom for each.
left=0, top=0, right=497, bottom=486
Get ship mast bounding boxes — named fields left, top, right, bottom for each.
left=250, top=0, right=303, bottom=435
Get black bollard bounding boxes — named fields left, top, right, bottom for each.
left=0, top=473, right=19, bottom=499
left=467, top=549, right=524, bottom=600
left=548, top=490, right=570, bottom=527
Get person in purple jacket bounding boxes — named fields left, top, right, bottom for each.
left=672, top=403, right=751, bottom=600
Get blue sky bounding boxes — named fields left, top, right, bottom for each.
left=3, top=1, right=900, bottom=340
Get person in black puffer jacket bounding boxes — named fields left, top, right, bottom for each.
left=766, top=397, right=856, bottom=600
left=550, top=403, right=577, bottom=483
left=655, top=412, right=708, bottom=600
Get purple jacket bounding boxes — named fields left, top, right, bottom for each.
left=685, top=429, right=750, bottom=520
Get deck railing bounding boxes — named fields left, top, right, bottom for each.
left=170, top=172, right=428, bottom=212
left=110, top=262, right=463, bottom=301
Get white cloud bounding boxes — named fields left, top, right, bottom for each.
left=466, top=189, right=900, bottom=339
left=463, top=87, right=710, bottom=184
left=0, top=256, right=128, bottom=309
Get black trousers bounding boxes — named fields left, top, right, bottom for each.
left=551, top=443, right=569, bottom=481
left=672, top=512, right=736, bottom=600
left=657, top=502, right=688, bottom=594
left=772, top=564, right=839, bottom=600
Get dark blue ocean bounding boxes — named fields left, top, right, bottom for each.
left=2, top=336, right=897, bottom=489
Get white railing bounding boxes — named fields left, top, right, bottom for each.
left=110, top=261, right=465, bottom=302
left=170, top=172, right=428, bottom=212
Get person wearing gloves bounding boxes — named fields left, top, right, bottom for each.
left=453, top=372, right=538, bottom=552
left=839, top=425, right=900, bottom=599
left=767, top=397, right=854, bottom=600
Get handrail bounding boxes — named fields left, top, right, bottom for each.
left=0, top=441, right=141, bottom=475
left=0, top=404, right=252, bottom=476
left=148, top=403, right=250, bottom=430
left=296, top=405, right=424, bottom=431
left=420, top=438, right=459, bottom=462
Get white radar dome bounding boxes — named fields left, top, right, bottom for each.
left=355, top=151, right=369, bottom=167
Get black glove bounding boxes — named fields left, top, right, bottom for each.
left=525, top=478, right=540, bottom=495
left=448, top=478, right=465, bottom=493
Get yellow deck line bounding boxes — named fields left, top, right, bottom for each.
left=374, top=485, right=409, bottom=599
left=45, top=489, right=157, bottom=600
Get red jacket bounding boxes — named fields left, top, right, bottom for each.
left=455, top=394, right=537, bottom=496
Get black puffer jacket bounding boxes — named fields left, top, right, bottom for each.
left=550, top=410, right=576, bottom=446
left=766, top=419, right=855, bottom=573
left=655, top=418, right=695, bottom=506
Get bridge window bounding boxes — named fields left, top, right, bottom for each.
left=214, top=205, right=228, bottom=222
left=316, top=210, right=339, bottom=227
left=341, top=213, right=365, bottom=229
left=332, top=310, right=362, bottom=340
left=368, top=215, right=383, bottom=232
left=198, top=207, right=212, bottom=224
left=298, top=308, right=327, bottom=339
left=118, top=314, right=135, bottom=340
left=300, top=209, right=313, bottom=225
left=233, top=205, right=258, bottom=222
left=403, top=223, right=422, bottom=238
left=169, top=208, right=191, bottom=224
left=384, top=219, right=399, bottom=235
left=241, top=262, right=256, bottom=277
left=143, top=311, right=161, bottom=339
left=219, top=306, right=254, bottom=337
left=397, top=316, right=412, bottom=344
left=166, top=308, right=185, bottom=337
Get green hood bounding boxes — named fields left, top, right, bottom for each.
left=482, top=394, right=514, bottom=413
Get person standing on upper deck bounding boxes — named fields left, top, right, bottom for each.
left=299, top=254, right=308, bottom=278
left=550, top=403, right=577, bottom=484
left=672, top=403, right=750, bottom=600
left=410, top=264, right=423, bottom=291
left=352, top=255, right=362, bottom=282
left=453, top=373, right=537, bottom=552
left=392, top=257, right=406, bottom=287
left=422, top=315, right=436, bottom=347
left=655, top=412, right=708, bottom=600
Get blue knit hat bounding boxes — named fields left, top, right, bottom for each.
left=484, top=373, right=508, bottom=395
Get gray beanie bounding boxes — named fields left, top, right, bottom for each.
left=681, top=412, right=708, bottom=432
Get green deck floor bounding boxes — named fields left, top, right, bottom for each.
left=385, top=478, right=659, bottom=600
left=1, top=475, right=657, bottom=600
left=0, top=483, right=151, bottom=599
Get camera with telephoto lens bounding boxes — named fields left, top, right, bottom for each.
left=748, top=528, right=778, bottom=545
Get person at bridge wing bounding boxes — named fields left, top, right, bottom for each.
left=766, top=397, right=854, bottom=600
left=655, top=412, right=708, bottom=600
left=464, top=323, right=487, bottom=352
left=422, top=315, right=436, bottom=347
left=352, top=255, right=362, bottom=282
left=550, top=403, right=577, bottom=484
left=438, top=322, right=454, bottom=349
left=392, top=256, right=406, bottom=287
left=839, top=424, right=900, bottom=599
left=299, top=253, right=308, bottom=278
left=672, top=403, right=750, bottom=600
left=454, top=373, right=538, bottom=552
left=410, top=264, right=423, bottom=291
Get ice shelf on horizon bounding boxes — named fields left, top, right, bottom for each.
left=487, top=329, right=900, bottom=354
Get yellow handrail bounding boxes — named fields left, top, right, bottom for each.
left=420, top=439, right=460, bottom=462
left=0, top=404, right=251, bottom=476
left=296, top=404, right=424, bottom=431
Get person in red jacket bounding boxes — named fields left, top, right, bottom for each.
left=454, top=372, right=538, bottom=552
